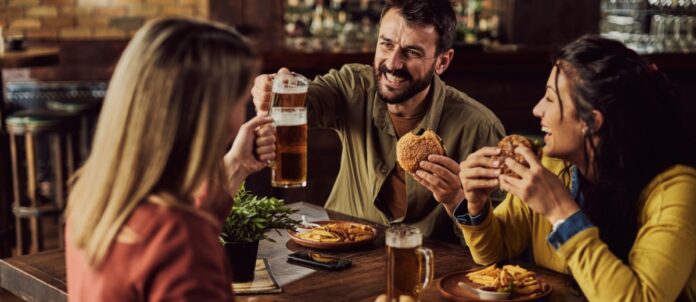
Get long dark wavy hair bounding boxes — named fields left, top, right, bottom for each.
left=552, top=35, right=695, bottom=263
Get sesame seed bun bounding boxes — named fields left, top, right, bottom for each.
left=396, top=129, right=445, bottom=174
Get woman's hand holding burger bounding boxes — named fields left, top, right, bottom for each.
left=459, top=134, right=580, bottom=224
left=458, top=147, right=503, bottom=216
left=499, top=147, right=579, bottom=225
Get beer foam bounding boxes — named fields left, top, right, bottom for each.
left=270, top=107, right=306, bottom=126
left=386, top=226, right=422, bottom=248
left=272, top=85, right=307, bottom=94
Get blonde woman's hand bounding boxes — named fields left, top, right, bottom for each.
left=224, top=115, right=275, bottom=186
left=251, top=67, right=291, bottom=115
left=458, top=147, right=502, bottom=216
left=498, top=147, right=579, bottom=224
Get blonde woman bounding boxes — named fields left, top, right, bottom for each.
left=65, top=18, right=275, bottom=301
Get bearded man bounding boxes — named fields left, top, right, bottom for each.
left=252, top=0, right=504, bottom=242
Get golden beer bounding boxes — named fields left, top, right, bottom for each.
left=386, top=226, right=434, bottom=302
left=270, top=73, right=308, bottom=188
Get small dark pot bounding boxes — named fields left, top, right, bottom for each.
left=224, top=240, right=259, bottom=283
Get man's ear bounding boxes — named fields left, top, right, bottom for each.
left=434, top=49, right=454, bottom=75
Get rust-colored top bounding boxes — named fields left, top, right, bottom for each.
left=378, top=111, right=424, bottom=220
left=65, top=202, right=234, bottom=302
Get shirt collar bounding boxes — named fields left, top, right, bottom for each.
left=570, top=166, right=586, bottom=208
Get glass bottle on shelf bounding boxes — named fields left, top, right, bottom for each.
left=465, top=0, right=482, bottom=44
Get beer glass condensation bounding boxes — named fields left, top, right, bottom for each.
left=270, top=72, right=308, bottom=188
left=386, top=225, right=434, bottom=302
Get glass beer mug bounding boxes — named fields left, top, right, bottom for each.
left=270, top=72, right=308, bottom=188
left=386, top=225, right=434, bottom=302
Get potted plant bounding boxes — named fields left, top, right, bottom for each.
left=220, top=183, right=299, bottom=282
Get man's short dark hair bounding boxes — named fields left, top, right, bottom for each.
left=381, top=0, right=457, bottom=54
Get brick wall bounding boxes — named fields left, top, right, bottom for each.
left=1, top=0, right=208, bottom=40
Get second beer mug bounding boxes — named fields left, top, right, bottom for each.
left=270, top=72, right=308, bottom=188
left=386, top=225, right=434, bottom=302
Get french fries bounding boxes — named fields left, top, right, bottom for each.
left=295, top=223, right=375, bottom=243
left=465, top=264, right=548, bottom=297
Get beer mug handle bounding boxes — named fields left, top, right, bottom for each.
left=417, top=247, right=435, bottom=290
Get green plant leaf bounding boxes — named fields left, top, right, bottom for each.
left=219, top=182, right=300, bottom=244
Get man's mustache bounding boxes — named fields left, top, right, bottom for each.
left=378, top=64, right=412, bottom=81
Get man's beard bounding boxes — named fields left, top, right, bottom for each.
left=375, top=63, right=434, bottom=104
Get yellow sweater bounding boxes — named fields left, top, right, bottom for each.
left=459, top=156, right=696, bottom=301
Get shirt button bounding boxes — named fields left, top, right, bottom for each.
left=380, top=168, right=388, bottom=174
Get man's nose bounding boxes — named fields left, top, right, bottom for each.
left=384, top=47, right=406, bottom=71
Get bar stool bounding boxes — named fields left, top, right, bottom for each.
left=47, top=99, right=101, bottom=161
left=6, top=109, right=80, bottom=254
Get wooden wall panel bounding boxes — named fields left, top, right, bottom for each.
left=210, top=0, right=284, bottom=51
left=209, top=0, right=243, bottom=25
left=504, top=0, right=600, bottom=46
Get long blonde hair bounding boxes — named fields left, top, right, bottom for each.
left=66, top=17, right=257, bottom=266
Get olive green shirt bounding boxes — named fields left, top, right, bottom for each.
left=308, top=64, right=504, bottom=239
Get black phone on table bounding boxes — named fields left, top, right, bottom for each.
left=287, top=250, right=352, bottom=270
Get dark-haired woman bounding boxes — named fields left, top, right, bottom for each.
left=453, top=35, right=696, bottom=301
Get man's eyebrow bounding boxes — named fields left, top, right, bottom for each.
left=403, top=45, right=425, bottom=53
left=379, top=36, right=425, bottom=52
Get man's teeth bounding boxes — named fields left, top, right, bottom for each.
left=385, top=73, right=406, bottom=83
left=541, top=126, right=551, bottom=134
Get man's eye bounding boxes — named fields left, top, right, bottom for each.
left=405, top=50, right=421, bottom=58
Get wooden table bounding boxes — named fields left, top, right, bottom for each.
left=0, top=202, right=584, bottom=302
left=0, top=47, right=61, bottom=258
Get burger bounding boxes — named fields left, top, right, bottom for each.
left=493, top=134, right=543, bottom=178
left=396, top=129, right=445, bottom=174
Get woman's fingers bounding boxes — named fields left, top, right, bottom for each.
left=504, top=157, right=531, bottom=179
left=252, top=121, right=276, bottom=162
left=461, top=149, right=502, bottom=170
left=460, top=166, right=501, bottom=179
left=514, top=147, right=541, bottom=170
left=473, top=146, right=502, bottom=157
left=243, top=115, right=274, bottom=132
left=255, top=145, right=275, bottom=155
left=499, top=174, right=522, bottom=196
left=463, top=178, right=499, bottom=191
left=255, top=134, right=275, bottom=147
